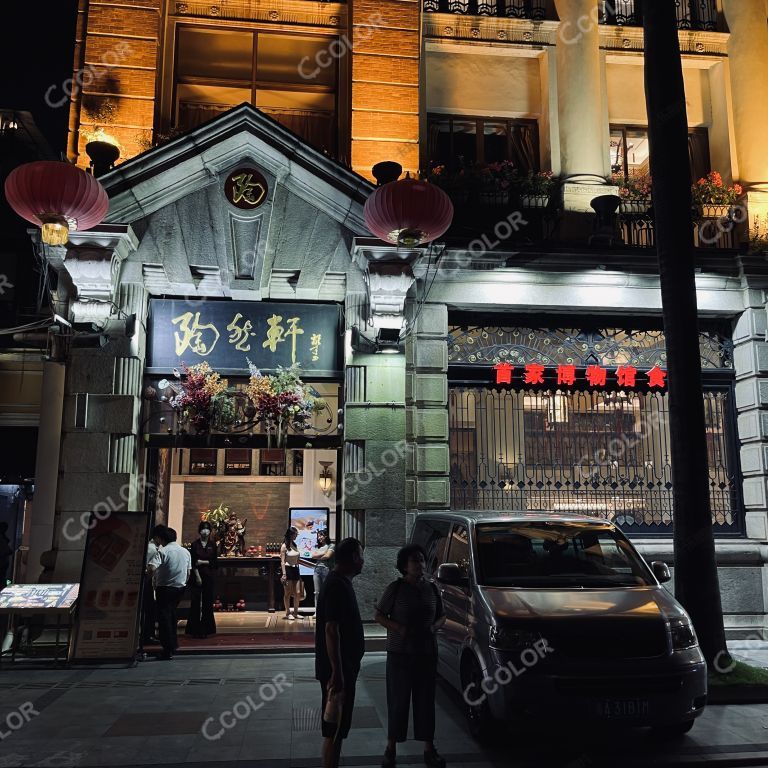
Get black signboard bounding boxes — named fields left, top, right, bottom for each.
left=147, top=299, right=341, bottom=377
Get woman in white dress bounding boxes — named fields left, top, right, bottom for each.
left=280, top=526, right=301, bottom=620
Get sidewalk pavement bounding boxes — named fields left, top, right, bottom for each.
left=0, top=650, right=767, bottom=768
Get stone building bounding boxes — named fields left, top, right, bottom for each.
left=23, top=0, right=768, bottom=633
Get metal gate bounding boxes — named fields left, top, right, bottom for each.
left=449, top=386, right=741, bottom=535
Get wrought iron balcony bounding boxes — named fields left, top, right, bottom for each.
left=599, top=0, right=718, bottom=32
left=423, top=0, right=545, bottom=19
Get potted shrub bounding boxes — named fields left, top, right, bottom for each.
left=612, top=173, right=652, bottom=214
left=692, top=171, right=743, bottom=218
left=517, top=171, right=557, bottom=209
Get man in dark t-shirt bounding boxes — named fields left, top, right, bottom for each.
left=314, top=537, right=365, bottom=768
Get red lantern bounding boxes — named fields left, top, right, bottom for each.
left=4, top=161, right=109, bottom=246
left=364, top=176, right=453, bottom=247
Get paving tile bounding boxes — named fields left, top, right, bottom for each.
left=104, top=711, right=209, bottom=736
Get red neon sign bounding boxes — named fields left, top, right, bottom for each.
left=492, top=364, right=667, bottom=389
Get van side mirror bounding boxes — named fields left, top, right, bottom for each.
left=437, top=562, right=468, bottom=586
left=651, top=561, right=671, bottom=584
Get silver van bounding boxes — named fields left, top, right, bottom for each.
left=410, top=511, right=707, bottom=738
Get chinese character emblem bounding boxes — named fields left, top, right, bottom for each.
left=225, top=167, right=268, bottom=210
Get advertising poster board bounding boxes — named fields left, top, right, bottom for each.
left=71, top=511, right=149, bottom=661
left=289, top=507, right=329, bottom=576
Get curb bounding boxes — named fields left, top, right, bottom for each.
left=708, top=685, right=768, bottom=704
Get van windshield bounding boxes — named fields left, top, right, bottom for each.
left=475, top=521, right=654, bottom=588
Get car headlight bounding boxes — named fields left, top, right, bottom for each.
left=669, top=617, right=698, bottom=651
left=489, top=626, right=544, bottom=650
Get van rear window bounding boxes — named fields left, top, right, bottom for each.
left=475, top=522, right=653, bottom=588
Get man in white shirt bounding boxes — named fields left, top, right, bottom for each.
left=141, top=539, right=162, bottom=648
left=148, top=525, right=190, bottom=660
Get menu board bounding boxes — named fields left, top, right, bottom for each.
left=0, top=583, right=79, bottom=612
left=290, top=507, right=329, bottom=576
left=71, top=511, right=149, bottom=661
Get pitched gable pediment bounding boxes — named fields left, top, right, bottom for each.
left=97, top=104, right=373, bottom=301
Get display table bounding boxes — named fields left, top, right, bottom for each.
left=215, top=556, right=281, bottom=612
left=0, top=584, right=80, bottom=664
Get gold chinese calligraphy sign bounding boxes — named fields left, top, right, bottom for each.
left=224, top=167, right=269, bottom=210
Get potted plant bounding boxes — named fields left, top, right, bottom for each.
left=169, top=362, right=235, bottom=434
left=517, top=171, right=557, bottom=209
left=246, top=362, right=325, bottom=447
left=612, top=173, right=653, bottom=214
left=692, top=171, right=743, bottom=218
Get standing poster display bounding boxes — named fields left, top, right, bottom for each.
left=289, top=507, right=329, bottom=576
left=71, top=511, right=150, bottom=661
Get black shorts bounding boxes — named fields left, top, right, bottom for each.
left=319, top=670, right=358, bottom=740
left=285, top=565, right=300, bottom=581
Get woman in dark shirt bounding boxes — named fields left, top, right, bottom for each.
left=375, top=544, right=447, bottom=768
left=185, top=520, right=218, bottom=638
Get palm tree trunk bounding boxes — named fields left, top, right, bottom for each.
left=643, top=0, right=727, bottom=666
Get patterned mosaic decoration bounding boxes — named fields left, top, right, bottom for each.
left=447, top=326, right=733, bottom=370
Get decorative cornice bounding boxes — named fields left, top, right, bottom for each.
left=172, top=0, right=346, bottom=29
left=599, top=25, right=729, bottom=57
left=423, top=14, right=558, bottom=46
left=423, top=15, right=728, bottom=56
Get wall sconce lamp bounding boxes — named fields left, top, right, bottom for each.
left=319, top=461, right=334, bottom=496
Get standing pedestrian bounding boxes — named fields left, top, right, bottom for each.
left=141, top=535, right=161, bottom=646
left=375, top=544, right=447, bottom=768
left=280, top=526, right=301, bottom=620
left=186, top=520, right=218, bottom=638
left=310, top=529, right=335, bottom=607
left=315, top=537, right=365, bottom=768
left=148, top=525, right=190, bottom=660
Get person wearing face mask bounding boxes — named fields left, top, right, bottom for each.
left=185, top=521, right=218, bottom=639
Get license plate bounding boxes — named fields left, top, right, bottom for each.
left=596, top=698, right=650, bottom=718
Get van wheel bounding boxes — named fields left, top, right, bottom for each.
left=462, top=656, right=493, bottom=742
left=653, top=719, right=695, bottom=738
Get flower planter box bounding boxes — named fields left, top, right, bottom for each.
left=700, top=203, right=732, bottom=219
left=520, top=194, right=550, bottom=210
left=619, top=199, right=650, bottom=215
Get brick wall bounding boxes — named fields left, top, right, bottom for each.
left=68, top=0, right=162, bottom=167
left=350, top=0, right=421, bottom=179
left=181, top=482, right=290, bottom=549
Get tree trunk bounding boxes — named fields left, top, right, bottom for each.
left=643, top=0, right=727, bottom=666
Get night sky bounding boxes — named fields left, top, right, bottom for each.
left=4, top=1, right=80, bottom=156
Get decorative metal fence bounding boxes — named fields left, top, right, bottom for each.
left=448, top=386, right=741, bottom=535
left=423, top=0, right=545, bottom=19
left=600, top=0, right=718, bottom=31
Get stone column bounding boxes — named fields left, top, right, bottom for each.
left=49, top=227, right=144, bottom=581
left=723, top=0, right=768, bottom=223
left=27, top=362, right=66, bottom=582
left=554, top=0, right=607, bottom=187
left=341, top=282, right=408, bottom=618
left=405, top=303, right=450, bottom=533
left=734, top=285, right=768, bottom=543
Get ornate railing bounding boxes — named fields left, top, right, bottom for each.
left=619, top=205, right=744, bottom=250
left=599, top=0, right=718, bottom=31
left=423, top=0, right=545, bottom=19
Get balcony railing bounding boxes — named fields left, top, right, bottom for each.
left=600, top=0, right=718, bottom=31
left=423, top=0, right=545, bottom=19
